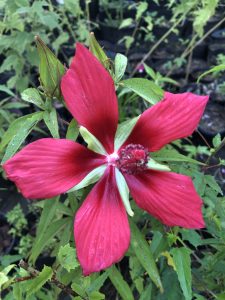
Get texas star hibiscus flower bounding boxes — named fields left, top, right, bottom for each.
left=3, top=43, right=208, bottom=275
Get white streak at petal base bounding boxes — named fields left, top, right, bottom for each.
left=80, top=126, right=107, bottom=155
left=114, top=116, right=140, bottom=150
left=68, top=165, right=107, bottom=192
left=115, top=168, right=134, bottom=217
left=147, top=158, right=171, bottom=172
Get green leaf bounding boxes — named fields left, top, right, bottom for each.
left=43, top=108, right=59, bottom=138
left=151, top=148, right=205, bottom=165
left=193, top=0, right=219, bottom=37
left=130, top=220, right=163, bottom=292
left=119, top=18, right=133, bottom=29
left=147, top=158, right=171, bottom=171
left=13, top=283, right=23, bottom=300
left=150, top=231, right=168, bottom=259
left=212, top=133, right=222, bottom=148
left=89, top=32, right=109, bottom=70
left=35, top=36, right=66, bottom=99
left=108, top=265, right=134, bottom=300
left=68, top=165, right=107, bottom=192
left=0, top=109, right=11, bottom=123
left=115, top=168, right=134, bottom=216
left=30, top=217, right=69, bottom=263
left=1, top=112, right=44, bottom=163
left=136, top=2, right=148, bottom=20
left=0, top=272, right=8, bottom=289
left=121, top=78, right=164, bottom=104
left=87, top=272, right=109, bottom=294
left=171, top=247, right=192, bottom=300
left=205, top=174, right=223, bottom=195
left=0, top=85, right=16, bottom=97
left=0, top=264, right=16, bottom=290
left=115, top=53, right=127, bottom=82
left=197, top=64, right=225, bottom=83
left=21, top=88, right=45, bottom=109
left=160, top=76, right=178, bottom=85
left=124, top=36, right=134, bottom=49
left=58, top=244, right=79, bottom=272
left=25, top=265, right=53, bottom=297
left=66, top=119, right=79, bottom=141
left=36, top=197, right=59, bottom=237
left=0, top=112, right=43, bottom=151
left=180, top=229, right=202, bottom=248
left=2, top=103, right=29, bottom=109
left=114, top=116, right=140, bottom=150
left=139, top=284, right=153, bottom=300
left=72, top=282, right=87, bottom=298
left=158, top=269, right=184, bottom=300
left=80, top=126, right=107, bottom=155
left=143, top=64, right=156, bottom=80
left=89, top=291, right=105, bottom=300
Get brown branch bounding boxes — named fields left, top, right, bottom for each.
left=14, top=276, right=34, bottom=283
left=17, top=260, right=85, bottom=299
left=130, top=14, right=185, bottom=77
left=195, top=129, right=211, bottom=148
left=166, top=16, right=225, bottom=77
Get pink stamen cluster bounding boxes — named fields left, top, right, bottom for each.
left=116, top=144, right=149, bottom=174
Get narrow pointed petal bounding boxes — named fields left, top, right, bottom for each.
left=61, top=43, right=118, bottom=154
left=74, top=166, right=130, bottom=275
left=124, top=92, right=208, bottom=151
left=125, top=170, right=205, bottom=228
left=3, top=138, right=105, bottom=199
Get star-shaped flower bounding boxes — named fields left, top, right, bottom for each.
left=3, top=43, right=208, bottom=275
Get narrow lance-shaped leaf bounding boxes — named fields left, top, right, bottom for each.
left=35, top=36, right=66, bottom=99
left=151, top=148, right=205, bottom=165
left=171, top=247, right=192, bottom=300
left=1, top=112, right=44, bottom=163
left=25, top=265, right=53, bottom=297
left=130, top=220, right=163, bottom=292
left=89, top=32, right=110, bottom=71
left=36, top=197, right=59, bottom=237
left=66, top=119, right=79, bottom=141
left=0, top=112, right=43, bottom=152
left=197, top=64, right=225, bottom=83
left=0, top=85, right=16, bottom=97
left=121, top=78, right=164, bottom=105
left=108, top=265, right=134, bottom=300
left=87, top=272, right=109, bottom=295
left=21, top=88, right=45, bottom=109
left=43, top=108, right=59, bottom=138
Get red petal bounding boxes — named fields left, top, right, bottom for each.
left=74, top=166, right=130, bottom=275
left=124, top=92, right=208, bottom=151
left=3, top=138, right=105, bottom=199
left=125, top=170, right=205, bottom=228
left=61, top=43, right=118, bottom=154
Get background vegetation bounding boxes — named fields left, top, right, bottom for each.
left=0, top=0, right=225, bottom=299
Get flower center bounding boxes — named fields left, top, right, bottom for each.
left=116, top=144, right=149, bottom=174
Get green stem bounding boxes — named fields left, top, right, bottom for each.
left=205, top=137, right=225, bottom=166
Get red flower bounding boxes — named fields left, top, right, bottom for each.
left=3, top=43, right=208, bottom=275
